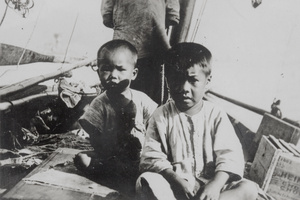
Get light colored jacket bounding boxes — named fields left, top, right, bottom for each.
left=140, top=100, right=245, bottom=185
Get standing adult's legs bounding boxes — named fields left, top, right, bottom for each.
left=132, top=57, right=168, bottom=104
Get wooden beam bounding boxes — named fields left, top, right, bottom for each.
left=170, top=0, right=196, bottom=45
left=0, top=58, right=96, bottom=98
left=207, top=90, right=300, bottom=128
left=0, top=92, right=57, bottom=111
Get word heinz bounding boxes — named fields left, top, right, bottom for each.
left=272, top=168, right=300, bottom=184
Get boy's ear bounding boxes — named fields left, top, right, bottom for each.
left=205, top=75, right=212, bottom=90
left=206, top=75, right=212, bottom=84
left=131, top=68, right=138, bottom=80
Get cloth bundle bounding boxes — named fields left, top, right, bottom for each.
left=58, top=78, right=85, bottom=108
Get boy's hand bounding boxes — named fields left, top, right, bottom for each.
left=175, top=177, right=195, bottom=199
left=160, top=168, right=195, bottom=199
left=198, top=180, right=221, bottom=200
left=198, top=171, right=229, bottom=200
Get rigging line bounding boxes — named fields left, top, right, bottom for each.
left=227, top=0, right=247, bottom=21
left=190, top=0, right=207, bottom=42
left=160, top=63, right=165, bottom=105
left=17, top=1, right=44, bottom=67
left=161, top=26, right=171, bottom=105
left=0, top=0, right=10, bottom=27
left=0, top=0, right=45, bottom=78
left=58, top=12, right=79, bottom=70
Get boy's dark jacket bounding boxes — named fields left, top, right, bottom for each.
left=101, top=0, right=180, bottom=59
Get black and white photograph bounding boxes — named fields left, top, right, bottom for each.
left=0, top=0, right=299, bottom=199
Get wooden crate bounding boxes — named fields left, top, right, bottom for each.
left=254, top=113, right=300, bottom=148
left=250, top=136, right=300, bottom=200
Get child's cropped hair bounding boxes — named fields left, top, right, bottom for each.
left=165, top=42, right=212, bottom=77
left=97, top=39, right=138, bottom=67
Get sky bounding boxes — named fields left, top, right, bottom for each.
left=189, top=0, right=300, bottom=125
left=0, top=0, right=112, bottom=57
left=0, top=0, right=300, bottom=130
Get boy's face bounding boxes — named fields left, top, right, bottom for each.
left=98, top=48, right=138, bottom=93
left=168, top=64, right=211, bottom=111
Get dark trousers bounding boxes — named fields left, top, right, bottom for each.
left=131, top=57, right=169, bottom=105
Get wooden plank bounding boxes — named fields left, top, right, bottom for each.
left=254, top=113, right=300, bottom=147
left=249, top=136, right=282, bottom=188
left=3, top=148, right=120, bottom=200
left=279, top=139, right=300, bottom=156
left=261, top=150, right=282, bottom=191
left=269, top=135, right=291, bottom=154
left=5, top=183, right=106, bottom=200
left=250, top=136, right=300, bottom=199
left=289, top=143, right=300, bottom=155
left=0, top=58, right=95, bottom=98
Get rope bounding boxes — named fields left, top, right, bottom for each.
left=160, top=27, right=167, bottom=105
left=160, top=26, right=172, bottom=105
left=190, top=0, right=207, bottom=42
left=56, top=12, right=79, bottom=72
left=17, top=1, right=44, bottom=66
left=0, top=0, right=45, bottom=78
left=0, top=0, right=10, bottom=27
left=160, top=64, right=165, bottom=105
left=62, top=13, right=79, bottom=63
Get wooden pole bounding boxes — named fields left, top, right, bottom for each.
left=170, top=0, right=197, bottom=45
left=0, top=58, right=96, bottom=98
left=207, top=90, right=300, bottom=128
left=0, top=92, right=57, bottom=111
left=207, top=90, right=268, bottom=116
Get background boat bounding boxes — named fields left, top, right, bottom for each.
left=1, top=0, right=299, bottom=132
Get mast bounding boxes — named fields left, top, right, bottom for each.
left=170, top=0, right=196, bottom=45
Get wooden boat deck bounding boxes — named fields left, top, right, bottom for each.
left=2, top=148, right=125, bottom=200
